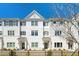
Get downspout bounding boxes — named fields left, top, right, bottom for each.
left=19, top=20, right=21, bottom=38
left=43, top=20, right=44, bottom=50
left=50, top=21, right=52, bottom=49
left=2, top=20, right=4, bottom=49
left=19, top=20, right=21, bottom=50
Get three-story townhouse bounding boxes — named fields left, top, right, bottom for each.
left=2, top=18, right=20, bottom=49
left=43, top=20, right=51, bottom=50
left=24, top=10, right=44, bottom=50
left=0, top=10, right=79, bottom=51
left=0, top=20, right=3, bottom=49
left=49, top=18, right=70, bottom=50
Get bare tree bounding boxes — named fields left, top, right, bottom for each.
left=61, top=4, right=79, bottom=55
left=50, top=4, right=79, bottom=55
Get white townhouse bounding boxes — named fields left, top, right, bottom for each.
left=0, top=10, right=79, bottom=51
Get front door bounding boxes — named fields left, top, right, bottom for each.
left=44, top=43, right=48, bottom=49
left=22, top=42, right=25, bottom=49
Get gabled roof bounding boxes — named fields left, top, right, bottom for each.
left=24, top=10, right=44, bottom=21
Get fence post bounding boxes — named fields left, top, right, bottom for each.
left=61, top=50, right=63, bottom=56
left=45, top=50, right=46, bottom=56
left=28, top=50, right=29, bottom=56
left=78, top=51, right=79, bottom=56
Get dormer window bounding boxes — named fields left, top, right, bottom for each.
left=31, top=20, right=38, bottom=26
left=60, top=21, right=64, bottom=25
left=53, top=21, right=56, bottom=24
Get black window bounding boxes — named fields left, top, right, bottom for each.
left=31, top=20, right=38, bottom=26
left=43, top=22, right=48, bottom=26
left=78, top=22, right=79, bottom=27
left=54, top=42, right=62, bottom=48
left=60, top=21, right=63, bottom=24
left=20, top=31, right=26, bottom=35
left=53, top=21, right=56, bottom=24
left=31, top=30, right=38, bottom=36
left=20, top=21, right=26, bottom=26
left=0, top=21, right=2, bottom=26
left=55, top=31, right=62, bottom=36
left=8, top=31, right=14, bottom=36
left=68, top=43, right=73, bottom=49
left=0, top=31, right=2, bottom=35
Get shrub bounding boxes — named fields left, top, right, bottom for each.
left=63, top=49, right=66, bottom=51
left=29, top=49, right=31, bottom=51
left=53, top=49, right=56, bottom=51
left=27, top=50, right=30, bottom=56
left=58, top=49, right=61, bottom=51
left=61, top=50, right=63, bottom=56
left=7, top=49, right=11, bottom=51
left=9, top=50, right=16, bottom=56
left=24, top=49, right=27, bottom=51
left=47, top=49, right=52, bottom=56
left=62, top=49, right=67, bottom=56
left=42, top=48, right=45, bottom=51
left=2, top=48, right=7, bottom=51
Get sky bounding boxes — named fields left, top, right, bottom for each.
left=0, top=3, right=79, bottom=19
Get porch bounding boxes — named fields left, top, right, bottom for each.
left=18, top=37, right=28, bottom=50
left=42, top=37, right=51, bottom=49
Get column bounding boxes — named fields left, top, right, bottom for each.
left=49, top=41, right=52, bottom=49
left=0, top=38, right=3, bottom=49
left=0, top=39, right=2, bottom=49
left=25, top=41, right=26, bottom=49
left=18, top=41, right=21, bottom=50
